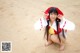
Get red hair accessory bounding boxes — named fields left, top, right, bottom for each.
left=44, top=7, right=64, bottom=20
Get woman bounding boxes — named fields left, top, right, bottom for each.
left=44, top=7, right=66, bottom=50
left=34, top=7, right=75, bottom=51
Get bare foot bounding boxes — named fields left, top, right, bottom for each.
left=59, top=45, right=65, bottom=51
left=45, top=41, right=53, bottom=46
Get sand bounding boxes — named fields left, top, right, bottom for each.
left=0, top=0, right=80, bottom=53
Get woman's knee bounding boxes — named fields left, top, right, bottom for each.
left=50, top=35, right=59, bottom=43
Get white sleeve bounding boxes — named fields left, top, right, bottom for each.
left=34, top=17, right=47, bottom=30
left=60, top=17, right=75, bottom=30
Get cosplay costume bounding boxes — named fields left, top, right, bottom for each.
left=34, top=7, right=75, bottom=36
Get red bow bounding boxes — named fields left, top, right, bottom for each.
left=44, top=7, right=64, bottom=20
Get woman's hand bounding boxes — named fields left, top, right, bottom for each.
left=58, top=14, right=63, bottom=19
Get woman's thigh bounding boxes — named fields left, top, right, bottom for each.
left=50, top=35, right=59, bottom=43
left=59, top=32, right=66, bottom=43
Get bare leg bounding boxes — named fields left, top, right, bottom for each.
left=59, top=34, right=66, bottom=51
left=50, top=35, right=60, bottom=44
left=45, top=35, right=53, bottom=46
left=50, top=35, right=65, bottom=50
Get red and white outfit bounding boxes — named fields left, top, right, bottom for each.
left=34, top=7, right=75, bottom=35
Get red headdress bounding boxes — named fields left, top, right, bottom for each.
left=44, top=7, right=64, bottom=20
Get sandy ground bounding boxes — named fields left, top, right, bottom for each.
left=0, top=0, right=80, bottom=53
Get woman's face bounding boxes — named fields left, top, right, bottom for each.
left=50, top=12, right=58, bottom=22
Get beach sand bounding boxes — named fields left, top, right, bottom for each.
left=0, top=0, right=80, bottom=53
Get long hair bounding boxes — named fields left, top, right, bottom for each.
left=44, top=7, right=61, bottom=41
left=55, top=18, right=61, bottom=42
